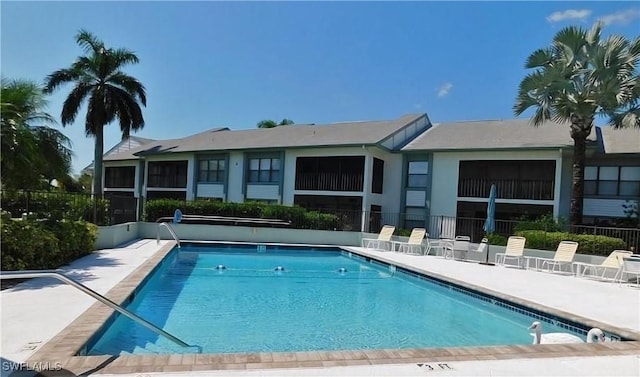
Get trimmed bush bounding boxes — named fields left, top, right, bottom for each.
left=515, top=230, right=627, bottom=256
left=143, top=199, right=342, bottom=230
left=0, top=190, right=109, bottom=224
left=0, top=212, right=97, bottom=271
left=485, top=233, right=508, bottom=246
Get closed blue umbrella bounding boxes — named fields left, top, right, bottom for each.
left=481, top=184, right=496, bottom=265
left=483, top=184, right=496, bottom=234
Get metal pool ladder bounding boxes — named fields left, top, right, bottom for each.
left=0, top=270, right=200, bottom=352
left=157, top=222, right=181, bottom=248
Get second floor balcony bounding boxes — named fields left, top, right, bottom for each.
left=295, top=172, right=364, bottom=192
left=458, top=178, right=555, bottom=200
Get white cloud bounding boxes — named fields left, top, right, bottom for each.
left=437, top=83, right=453, bottom=98
left=598, top=9, right=640, bottom=26
left=546, top=9, right=592, bottom=23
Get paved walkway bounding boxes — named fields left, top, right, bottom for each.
left=2, top=241, right=639, bottom=376
left=0, top=239, right=171, bottom=365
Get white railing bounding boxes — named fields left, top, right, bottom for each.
left=157, top=222, right=181, bottom=248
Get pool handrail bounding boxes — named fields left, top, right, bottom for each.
left=0, top=270, right=200, bottom=352
left=157, top=222, right=181, bottom=248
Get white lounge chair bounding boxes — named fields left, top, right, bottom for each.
left=495, top=236, right=526, bottom=268
left=534, top=241, right=578, bottom=273
left=619, top=255, right=640, bottom=287
left=573, top=250, right=632, bottom=282
left=361, top=225, right=395, bottom=251
left=394, top=228, right=427, bottom=255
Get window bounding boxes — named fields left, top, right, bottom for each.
left=404, top=207, right=426, bottom=229
left=147, top=161, right=188, bottom=188
left=584, top=166, right=640, bottom=197
left=198, top=158, right=225, bottom=183
left=105, top=166, right=135, bottom=188
left=248, top=157, right=280, bottom=183
left=372, top=158, right=384, bottom=194
left=407, top=161, right=428, bottom=188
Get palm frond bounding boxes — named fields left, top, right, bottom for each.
left=75, top=29, right=105, bottom=55
left=525, top=48, right=554, bottom=69
left=44, top=68, right=82, bottom=93
left=106, top=72, right=147, bottom=105
left=61, top=83, right=94, bottom=125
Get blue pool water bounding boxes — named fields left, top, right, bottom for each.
left=86, top=244, right=586, bottom=355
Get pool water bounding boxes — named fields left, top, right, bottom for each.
left=87, top=244, right=584, bottom=355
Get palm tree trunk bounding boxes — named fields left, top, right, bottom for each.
left=92, top=125, right=104, bottom=223
left=569, top=116, right=592, bottom=226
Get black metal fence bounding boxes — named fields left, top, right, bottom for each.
left=0, top=190, right=137, bottom=226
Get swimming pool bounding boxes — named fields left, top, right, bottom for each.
left=86, top=243, right=591, bottom=355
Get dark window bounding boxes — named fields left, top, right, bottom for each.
left=147, top=161, right=188, bottom=188
left=146, top=191, right=186, bottom=200
left=407, top=161, right=429, bottom=188
left=584, top=166, right=640, bottom=197
left=457, top=160, right=555, bottom=200
left=248, top=158, right=280, bottom=183
left=372, top=158, right=384, bottom=194
left=295, top=156, right=365, bottom=191
left=198, top=158, right=225, bottom=183
left=105, top=166, right=135, bottom=188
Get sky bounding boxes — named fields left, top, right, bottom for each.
left=2, top=1, right=639, bottom=175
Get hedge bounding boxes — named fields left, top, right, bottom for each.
left=1, top=212, right=98, bottom=271
left=515, top=230, right=627, bottom=256
left=144, top=199, right=342, bottom=230
left=0, top=190, right=110, bottom=225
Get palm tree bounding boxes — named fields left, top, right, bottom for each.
left=1, top=78, right=73, bottom=189
left=256, top=118, right=294, bottom=128
left=514, top=22, right=640, bottom=225
left=44, top=30, right=146, bottom=199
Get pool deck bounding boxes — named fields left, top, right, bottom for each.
left=1, top=240, right=639, bottom=376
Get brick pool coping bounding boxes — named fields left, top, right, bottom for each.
left=25, top=242, right=640, bottom=375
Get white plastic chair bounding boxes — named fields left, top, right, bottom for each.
left=361, top=225, right=395, bottom=251
left=573, top=250, right=632, bottom=282
left=495, top=236, right=526, bottom=268
left=618, top=255, right=640, bottom=287
left=395, top=228, right=427, bottom=255
left=443, top=236, right=470, bottom=260
left=535, top=241, right=579, bottom=273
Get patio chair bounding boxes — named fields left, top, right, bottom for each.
left=573, top=250, right=632, bottom=282
left=535, top=241, right=578, bottom=273
left=494, top=236, right=526, bottom=268
left=361, top=225, right=395, bottom=251
left=619, top=255, right=640, bottom=287
left=394, top=228, right=427, bottom=255
left=443, top=236, right=471, bottom=260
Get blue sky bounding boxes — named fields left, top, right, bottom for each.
left=2, top=2, right=639, bottom=174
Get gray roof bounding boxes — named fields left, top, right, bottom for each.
left=105, top=114, right=425, bottom=160
left=598, top=126, right=640, bottom=154
left=84, top=135, right=157, bottom=171
left=402, top=118, right=597, bottom=151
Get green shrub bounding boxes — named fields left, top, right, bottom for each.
left=302, top=211, right=342, bottom=230
left=485, top=233, right=508, bottom=246
left=50, top=220, right=98, bottom=264
left=0, top=211, right=97, bottom=271
left=515, top=230, right=627, bottom=256
left=396, top=228, right=413, bottom=237
left=1, top=216, right=61, bottom=270
left=143, top=199, right=341, bottom=230
left=514, top=214, right=564, bottom=233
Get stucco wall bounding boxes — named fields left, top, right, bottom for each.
left=430, top=150, right=563, bottom=218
